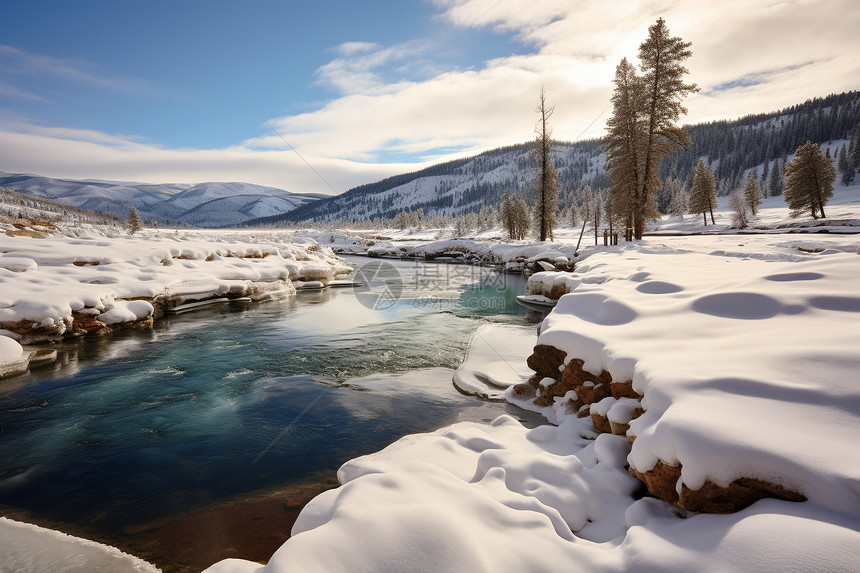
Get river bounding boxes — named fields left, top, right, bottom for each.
left=0, top=256, right=545, bottom=571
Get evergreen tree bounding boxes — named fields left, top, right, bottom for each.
left=784, top=140, right=836, bottom=219
left=852, top=123, right=860, bottom=173
left=127, top=207, right=143, bottom=234
left=838, top=144, right=854, bottom=185
left=501, top=193, right=516, bottom=239
left=760, top=160, right=770, bottom=196
left=633, top=18, right=699, bottom=239
left=532, top=87, right=559, bottom=241
left=501, top=193, right=530, bottom=240
left=688, top=159, right=717, bottom=225
left=605, top=58, right=644, bottom=235
left=744, top=173, right=762, bottom=216
left=512, top=194, right=531, bottom=240
left=769, top=158, right=784, bottom=196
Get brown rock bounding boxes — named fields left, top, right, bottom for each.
left=591, top=412, right=612, bottom=434
left=610, top=379, right=643, bottom=400
left=526, top=345, right=567, bottom=379
left=629, top=460, right=807, bottom=513
left=679, top=478, right=806, bottom=514
left=609, top=420, right=629, bottom=436
left=576, top=405, right=591, bottom=418
left=628, top=460, right=682, bottom=503
left=511, top=383, right=535, bottom=397
left=575, top=382, right=610, bottom=405
left=71, top=312, right=111, bottom=336
left=558, top=364, right=585, bottom=389
left=548, top=283, right=570, bottom=300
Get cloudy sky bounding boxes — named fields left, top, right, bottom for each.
left=1, top=0, right=857, bottom=195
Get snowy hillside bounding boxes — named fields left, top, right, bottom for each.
left=259, top=91, right=860, bottom=225
left=0, top=173, right=324, bottom=228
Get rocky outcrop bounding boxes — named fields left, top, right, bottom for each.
left=629, top=461, right=807, bottom=513
left=522, top=342, right=806, bottom=515
left=516, top=344, right=639, bottom=424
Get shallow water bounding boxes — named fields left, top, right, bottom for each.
left=0, top=257, right=543, bottom=533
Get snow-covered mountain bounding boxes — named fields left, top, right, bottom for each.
left=0, top=174, right=325, bottom=227
left=258, top=91, right=860, bottom=225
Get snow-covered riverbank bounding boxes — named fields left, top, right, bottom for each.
left=0, top=226, right=351, bottom=350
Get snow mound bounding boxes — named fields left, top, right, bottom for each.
left=0, top=335, right=29, bottom=378
left=205, top=415, right=860, bottom=573
left=536, top=240, right=860, bottom=516
left=0, top=517, right=160, bottom=573
left=452, top=324, right=536, bottom=400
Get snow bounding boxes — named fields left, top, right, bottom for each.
left=0, top=226, right=351, bottom=341
left=206, top=228, right=860, bottom=573
left=0, top=517, right=160, bottom=573
left=0, top=335, right=29, bottom=378
left=0, top=335, right=24, bottom=363
left=0, top=172, right=316, bottom=226
left=7, top=184, right=860, bottom=571
left=452, top=324, right=536, bottom=400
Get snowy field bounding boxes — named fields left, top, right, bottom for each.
left=2, top=184, right=860, bottom=572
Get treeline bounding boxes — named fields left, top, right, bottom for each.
left=662, top=91, right=860, bottom=198
left=0, top=186, right=123, bottom=225
left=247, top=90, right=860, bottom=228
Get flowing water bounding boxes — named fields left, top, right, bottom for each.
left=0, top=257, right=544, bottom=541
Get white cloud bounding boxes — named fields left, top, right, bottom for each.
left=0, top=126, right=405, bottom=195
left=336, top=42, right=381, bottom=57
left=2, top=1, right=858, bottom=195
left=0, top=44, right=145, bottom=92
left=251, top=0, right=859, bottom=166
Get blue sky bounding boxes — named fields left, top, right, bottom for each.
left=1, top=1, right=520, bottom=149
left=1, top=0, right=858, bottom=194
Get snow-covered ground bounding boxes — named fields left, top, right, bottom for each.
left=0, top=225, right=351, bottom=345
left=202, top=230, right=860, bottom=573
left=3, top=184, right=860, bottom=572
left=0, top=517, right=159, bottom=573
left=307, top=179, right=860, bottom=265
left=200, top=189, right=860, bottom=572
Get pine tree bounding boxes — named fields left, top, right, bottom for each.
left=769, top=158, right=784, bottom=196
left=605, top=58, right=644, bottom=236
left=851, top=123, right=860, bottom=173
left=127, top=207, right=143, bottom=234
left=744, top=173, right=762, bottom=216
left=688, top=159, right=717, bottom=225
left=501, top=193, right=515, bottom=239
left=512, top=194, right=531, bottom=240
left=784, top=140, right=836, bottom=219
left=532, top=87, right=559, bottom=241
left=760, top=160, right=770, bottom=196
left=633, top=18, right=699, bottom=239
left=838, top=144, right=854, bottom=185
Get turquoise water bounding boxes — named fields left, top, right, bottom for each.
left=0, top=257, right=543, bottom=531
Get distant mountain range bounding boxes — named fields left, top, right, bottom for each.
left=4, top=91, right=859, bottom=228
left=0, top=173, right=326, bottom=227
